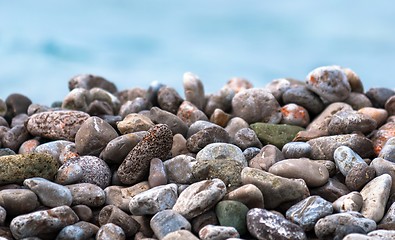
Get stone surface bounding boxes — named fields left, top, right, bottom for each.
left=385, top=95, right=395, bottom=116
left=10, top=206, right=79, bottom=239
left=149, top=158, right=167, bottom=187
left=0, top=206, right=5, bottom=226
left=334, top=146, right=367, bottom=176
left=99, top=205, right=140, bottom=237
left=96, top=223, right=126, bottom=240
left=371, top=122, right=395, bottom=155
left=1, top=125, right=30, bottom=151
left=358, top=107, right=388, bottom=127
left=286, top=195, right=333, bottom=231
left=379, top=137, right=395, bottom=162
left=33, top=140, right=75, bottom=163
left=157, top=86, right=184, bottom=114
left=191, top=210, right=219, bottom=235
left=26, top=110, right=90, bottom=141
left=282, top=142, right=311, bottom=159
left=249, top=144, right=284, bottom=171
left=104, top=182, right=150, bottom=213
left=67, top=183, right=106, bottom=207
left=186, top=125, right=230, bottom=153
left=183, top=72, right=205, bottom=110
left=241, top=167, right=310, bottom=209
left=5, top=93, right=32, bottom=120
left=310, top=178, right=350, bottom=202
left=215, top=200, right=249, bottom=235
left=68, top=74, right=117, bottom=93
left=162, top=230, right=199, bottom=240
left=332, top=191, right=363, bottom=213
left=0, top=153, right=59, bottom=185
left=225, top=117, right=249, bottom=139
left=199, top=225, right=239, bottom=240
left=365, top=87, right=395, bottom=108
left=164, top=155, right=197, bottom=184
left=150, top=210, right=191, bottom=240
left=233, top=128, right=263, bottom=150
left=0, top=189, right=39, bottom=216
left=282, top=86, right=325, bottom=116
left=280, top=103, right=310, bottom=127
left=223, top=184, right=264, bottom=209
left=56, top=221, right=99, bottom=240
left=117, top=113, right=154, bottom=134
left=23, top=177, right=72, bottom=207
left=209, top=108, right=231, bottom=127
left=177, top=101, right=208, bottom=127
left=344, top=92, right=373, bottom=110
left=247, top=208, right=307, bottom=240
left=118, top=124, right=173, bottom=185
left=370, top=158, right=395, bottom=194
left=345, top=163, right=376, bottom=191
left=328, top=110, right=377, bottom=135
left=251, top=123, right=304, bottom=149
left=150, top=107, right=188, bottom=137
left=129, top=184, right=178, bottom=215
left=72, top=205, right=93, bottom=222
left=173, top=179, right=227, bottom=219
left=196, top=143, right=247, bottom=167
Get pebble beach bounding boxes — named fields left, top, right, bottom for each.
left=0, top=66, right=395, bottom=239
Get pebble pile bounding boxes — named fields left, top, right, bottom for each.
left=0, top=67, right=395, bottom=239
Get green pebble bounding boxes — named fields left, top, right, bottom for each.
left=250, top=123, right=304, bottom=149
left=215, top=200, right=249, bottom=235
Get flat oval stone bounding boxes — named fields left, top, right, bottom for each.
left=332, top=191, right=363, bottom=213
left=117, top=113, right=154, bottom=134
left=282, top=142, right=312, bottom=159
left=186, top=126, right=230, bottom=153
left=249, top=144, right=284, bottom=171
left=172, top=178, right=227, bottom=219
left=23, top=177, right=72, bottom=207
left=358, top=107, right=388, bottom=127
left=0, top=189, right=39, bottom=216
left=56, top=221, right=99, bottom=240
left=305, top=65, right=351, bottom=103
left=215, top=200, right=249, bottom=235
left=286, top=195, right=333, bottom=231
left=196, top=143, right=247, bottom=167
left=183, top=72, right=205, bottom=111
left=150, top=107, right=188, bottom=137
left=10, top=206, right=79, bottom=239
left=129, top=184, right=178, bottom=215
left=334, top=146, right=367, bottom=176
left=0, top=153, right=59, bottom=185
left=241, top=167, right=310, bottom=209
left=224, top=184, right=264, bottom=209
left=282, top=86, right=325, bottom=116
left=99, top=205, right=140, bottom=237
left=164, top=155, right=197, bottom=184
left=199, top=225, right=239, bottom=240
left=67, top=183, right=106, bottom=207
left=269, top=158, right=329, bottom=187
left=118, top=124, right=173, bottom=185
left=26, top=110, right=90, bottom=141
left=360, top=174, right=392, bottom=222
left=157, top=86, right=183, bottom=114
left=247, top=208, right=307, bottom=240
left=280, top=103, right=310, bottom=127
left=308, top=134, right=375, bottom=161
left=150, top=210, right=191, bottom=240
left=250, top=123, right=304, bottom=149
left=177, top=101, right=208, bottom=127
left=328, top=110, right=377, bottom=135
left=75, top=116, right=118, bottom=156
left=232, top=88, right=282, bottom=124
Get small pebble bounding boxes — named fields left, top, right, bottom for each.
left=385, top=95, right=395, bottom=116
left=196, top=143, right=247, bottom=167
left=204, top=87, right=234, bottom=116
left=280, top=103, right=310, bottom=127
left=223, top=184, right=264, bottom=209
left=332, top=191, right=363, bottom=213
left=1, top=125, right=30, bottom=151
left=150, top=209, right=191, bottom=240
left=345, top=163, right=376, bottom=191
left=162, top=230, right=199, bottom=240
left=157, top=86, right=184, bottom=114
left=56, top=221, right=99, bottom=240
left=119, top=98, right=152, bottom=117
left=344, top=92, right=373, bottom=110
left=150, top=107, right=188, bottom=136
left=67, top=183, right=106, bottom=207
left=72, top=205, right=93, bottom=222
left=149, top=158, right=167, bottom=187
left=379, top=137, right=395, bottom=162
left=282, top=86, right=325, bottom=116
left=164, top=155, right=197, bottom=184
left=224, top=117, right=249, bottom=139
left=199, top=225, right=240, bottom=240
left=209, top=108, right=231, bottom=127
left=186, top=125, right=230, bottom=153
left=334, top=146, right=367, bottom=176
left=177, top=101, right=208, bottom=127
left=183, top=72, right=205, bottom=110
left=171, top=133, right=189, bottom=156
left=282, top=142, right=311, bottom=159
left=104, top=182, right=150, bottom=213
left=68, top=74, right=117, bottom=93
left=191, top=210, right=219, bottom=234
left=358, top=107, right=388, bottom=127
left=243, top=147, right=260, bottom=162
left=18, top=139, right=40, bottom=154
left=0, top=206, right=5, bottom=226
left=251, top=123, right=304, bottom=149
left=117, top=113, right=154, bottom=134
left=365, top=87, right=395, bottom=108
left=249, top=144, right=284, bottom=171
left=328, top=110, right=377, bottom=135
left=5, top=93, right=32, bottom=120
left=233, top=128, right=263, bottom=150
left=310, top=178, right=350, bottom=202
left=380, top=202, right=395, bottom=225
left=371, top=121, right=395, bottom=155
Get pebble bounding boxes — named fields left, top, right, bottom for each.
left=10, top=113, right=28, bottom=127
left=333, top=225, right=368, bottom=240
left=282, top=142, right=311, bottom=159
left=380, top=202, right=395, bottom=225
left=186, top=125, right=230, bottom=153
left=215, top=200, right=249, bottom=235
left=334, top=146, right=367, bottom=176
left=0, top=99, right=6, bottom=117
left=129, top=183, right=178, bottom=215
left=250, top=122, right=304, bottom=149
left=342, top=67, right=364, bottom=92
left=98, top=205, right=140, bottom=237
left=241, top=167, right=309, bottom=209
left=269, top=158, right=329, bottom=187
left=0, top=206, right=5, bottom=226
left=368, top=229, right=395, bottom=239
left=225, top=117, right=249, bottom=139
left=247, top=208, right=307, bottom=240
left=10, top=205, right=79, bottom=239
left=61, top=88, right=90, bottom=112
left=23, top=177, right=72, bottom=207
left=310, top=178, right=350, bottom=202
left=265, top=78, right=294, bottom=102
left=117, top=124, right=173, bottom=185
left=379, top=137, right=395, bottom=162
left=172, top=178, right=227, bottom=219
left=243, top=147, right=260, bottom=162
left=360, top=174, right=392, bottom=222
left=5, top=93, right=32, bottom=120
left=196, top=143, right=247, bottom=167
left=282, top=86, right=325, bottom=116
left=371, top=121, right=395, bottom=155
left=68, top=74, right=117, bottom=93
left=328, top=110, right=377, bottom=135
left=345, top=163, right=376, bottom=191
left=170, top=134, right=189, bottom=156
left=75, top=116, right=118, bottom=156
left=157, top=86, right=184, bottom=114
left=286, top=195, right=333, bottom=231
left=117, top=113, right=154, bottom=134
left=314, top=212, right=376, bottom=239
left=0, top=153, right=59, bottom=185
left=177, top=101, right=208, bottom=127
left=183, top=72, right=205, bottom=111
left=164, top=155, right=197, bottom=184
left=231, top=88, right=282, bottom=124
left=187, top=120, right=218, bottom=138
left=149, top=158, right=167, bottom=187
left=305, top=65, right=351, bottom=103
left=150, top=210, right=191, bottom=240
left=280, top=103, right=310, bottom=127
left=162, top=229, right=199, bottom=240
left=0, top=189, right=39, bottom=216
left=96, top=223, right=126, bottom=240
left=72, top=205, right=93, bottom=222
left=344, top=92, right=373, bottom=110
left=150, top=107, right=188, bottom=136
left=365, top=87, right=395, bottom=108
left=385, top=95, right=395, bottom=116
left=26, top=110, right=90, bottom=141
left=223, top=184, right=264, bottom=209
left=332, top=191, right=363, bottom=213
left=118, top=98, right=152, bottom=117
left=100, top=131, right=146, bottom=165
left=233, top=128, right=263, bottom=150
left=67, top=183, right=106, bottom=207
left=191, top=210, right=219, bottom=234
left=209, top=108, right=231, bottom=127
left=18, top=138, right=40, bottom=154
left=104, top=182, right=150, bottom=213
left=249, top=144, right=284, bottom=171
left=226, top=77, right=253, bottom=93
left=1, top=125, right=30, bottom=151
left=204, top=87, right=234, bottom=117
left=56, top=221, right=99, bottom=240
left=199, top=225, right=240, bottom=240
left=308, top=133, right=375, bottom=161
left=33, top=140, right=74, bottom=163
left=55, top=162, right=83, bottom=185
left=358, top=107, right=388, bottom=127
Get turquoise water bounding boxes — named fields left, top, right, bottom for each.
left=1, top=0, right=395, bottom=105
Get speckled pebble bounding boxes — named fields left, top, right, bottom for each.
left=379, top=137, right=395, bottom=162
left=18, top=139, right=40, bottom=154
left=67, top=183, right=106, bottom=207
left=224, top=184, right=264, bottom=209
left=199, top=225, right=239, bottom=240
left=332, top=191, right=363, bottom=213
left=150, top=209, right=191, bottom=240
left=371, top=122, right=395, bottom=155
left=345, top=163, right=376, bottom=191
left=177, top=101, right=208, bottom=127
left=215, top=200, right=249, bottom=235
left=251, top=122, right=304, bottom=149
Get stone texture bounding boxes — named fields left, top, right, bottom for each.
left=72, top=205, right=93, bottom=222
left=150, top=107, right=188, bottom=137
left=96, top=223, right=126, bottom=240
left=164, top=155, right=197, bottom=184
left=177, top=101, right=208, bottom=127
left=332, top=191, right=363, bottom=213
left=249, top=144, right=284, bottom=171
left=371, top=122, right=395, bottom=155
left=56, top=221, right=99, bottom=240
left=33, top=140, right=75, bottom=163
left=67, top=183, right=106, bottom=207
left=358, top=107, right=388, bottom=127
left=150, top=210, right=191, bottom=240
left=199, top=225, right=239, bottom=240
left=196, top=143, right=247, bottom=167
left=183, top=72, right=205, bottom=110
left=1, top=125, right=30, bottom=151
left=157, top=86, right=184, bottom=114
left=0, top=189, right=39, bottom=216
left=280, top=103, right=310, bottom=127
left=162, top=230, right=199, bottom=240
left=365, top=87, right=395, bottom=108
left=282, top=86, right=325, bottom=116
left=334, top=146, right=367, bottom=176
left=328, top=110, right=377, bottom=135
left=215, top=200, right=249, bottom=235
left=379, top=137, right=395, bottom=162
left=310, top=178, right=350, bottom=202
left=251, top=123, right=304, bottom=149
left=149, top=158, right=167, bottom=187
left=233, top=128, right=263, bottom=150
left=99, top=205, right=140, bottom=237
left=186, top=125, right=230, bottom=153
left=117, top=113, right=154, bottom=134
left=104, top=182, right=150, bottom=213
left=344, top=92, right=372, bottom=110
left=223, top=184, right=264, bottom=209
left=68, top=74, right=117, bottom=93
left=345, top=163, right=376, bottom=191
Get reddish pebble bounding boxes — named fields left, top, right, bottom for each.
left=280, top=103, right=310, bottom=127
left=371, top=122, right=395, bottom=155
left=18, top=139, right=40, bottom=154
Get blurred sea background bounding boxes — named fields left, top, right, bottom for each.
left=1, top=0, right=394, bottom=105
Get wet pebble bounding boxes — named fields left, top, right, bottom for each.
left=282, top=142, right=311, bottom=159
left=199, top=225, right=239, bottom=240
left=248, top=144, right=284, bottom=171
left=96, top=223, right=126, bottom=240
left=332, top=191, right=363, bottom=213
left=67, top=183, right=106, bottom=207
left=280, top=103, right=310, bottom=127
left=150, top=209, right=191, bottom=240
left=99, top=205, right=140, bottom=237
left=0, top=189, right=39, bottom=216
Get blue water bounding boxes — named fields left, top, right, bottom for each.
left=1, top=0, right=395, bottom=105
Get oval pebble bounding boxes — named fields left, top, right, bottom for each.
left=282, top=142, right=311, bottom=159
left=332, top=191, right=363, bottom=213
left=196, top=143, right=247, bottom=167
left=150, top=209, right=191, bottom=240
left=328, top=110, right=377, bottom=135
left=177, top=101, right=208, bottom=127
left=215, top=200, right=249, bottom=235
left=164, top=155, right=197, bottom=184
left=183, top=72, right=205, bottom=111
left=67, top=183, right=106, bottom=207
left=223, top=184, right=264, bottom=209
left=280, top=103, right=310, bottom=127
left=96, top=223, right=126, bottom=240
left=0, top=189, right=39, bottom=216
left=334, top=146, right=367, bottom=176
left=99, top=205, right=140, bottom=237
left=150, top=107, right=188, bottom=137
left=56, top=221, right=99, bottom=240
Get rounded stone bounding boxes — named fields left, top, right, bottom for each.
left=67, top=183, right=106, bottom=207
left=310, top=178, right=350, bottom=203
left=72, top=205, right=93, bottom=222
left=269, top=158, right=329, bottom=187
left=1, top=125, right=30, bottom=151
left=225, top=117, right=249, bottom=139
left=164, top=155, right=196, bottom=184
left=69, top=74, right=117, bottom=93
left=0, top=153, right=59, bottom=185
left=280, top=103, right=310, bottom=127
left=10, top=113, right=29, bottom=127
left=177, top=101, right=208, bottom=127
left=365, top=87, right=395, bottom=108
left=226, top=77, right=253, bottom=93
left=18, top=139, right=40, bottom=154
left=345, top=163, right=376, bottom=191
left=305, top=65, right=351, bottom=103
left=247, top=208, right=307, bottom=240
left=265, top=78, right=294, bottom=102
left=118, top=98, right=152, bottom=117
left=328, top=110, right=377, bottom=135
left=186, top=126, right=231, bottom=153
left=33, top=140, right=75, bottom=163
left=282, top=86, right=325, bottom=116
left=0, top=206, right=5, bottom=226
left=334, top=146, right=367, bottom=176
left=344, top=92, right=372, bottom=110
left=343, top=67, right=364, bottom=93
left=149, top=158, right=168, bottom=187
left=5, top=93, right=32, bottom=120
left=385, top=95, right=395, bottom=116
left=191, top=211, right=219, bottom=235
left=243, top=147, right=260, bottom=162
left=249, top=144, right=284, bottom=171
left=150, top=209, right=191, bottom=240
left=250, top=123, right=304, bottom=149
left=23, top=177, right=72, bottom=207
left=104, top=182, right=150, bottom=213
left=150, top=107, right=188, bottom=137
left=171, top=133, right=189, bottom=156
left=118, top=124, right=173, bottom=185
left=332, top=191, right=363, bottom=213
left=196, top=143, right=247, bottom=167
left=233, top=128, right=263, bottom=150
left=231, top=88, right=282, bottom=124
left=96, top=223, right=126, bottom=240
left=358, top=107, right=388, bottom=127
left=379, top=137, right=395, bottom=162
left=371, top=122, right=395, bottom=155
left=117, top=113, right=154, bottom=134
left=183, top=72, right=205, bottom=110
left=282, top=142, right=312, bottom=159
left=56, top=221, right=99, bottom=240
left=209, top=108, right=231, bottom=127
left=199, top=225, right=239, bottom=240
left=99, top=205, right=140, bottom=237
left=55, top=162, right=84, bottom=185
left=224, top=184, right=264, bottom=209
left=75, top=116, right=119, bottom=156
left=162, top=230, right=199, bottom=240
left=371, top=158, right=395, bottom=194
left=158, top=86, right=184, bottom=114
left=204, top=87, right=234, bottom=117
left=0, top=189, right=39, bottom=216
left=215, top=200, right=249, bottom=235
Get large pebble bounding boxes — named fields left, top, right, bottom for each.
left=332, top=191, right=363, bottom=213
left=269, top=158, right=329, bottom=187
left=129, top=184, right=178, bottom=215
left=199, top=225, right=239, bottom=240
left=5, top=93, right=31, bottom=119
left=314, top=212, right=376, bottom=239
left=157, top=86, right=183, bottom=114
left=150, top=107, right=188, bottom=136
left=10, top=205, right=79, bottom=239
left=344, top=92, right=373, bottom=110
left=251, top=123, right=304, bottom=149
left=247, top=208, right=307, bottom=240
left=23, top=177, right=72, bottom=207
left=118, top=124, right=173, bottom=185
left=98, top=205, right=140, bottom=237
left=0, top=189, right=39, bottom=216
left=305, top=65, right=351, bottom=103
left=360, top=173, right=392, bottom=222
left=307, top=133, right=375, bottom=160
left=241, top=167, right=310, bottom=209
left=0, top=153, right=59, bottom=185
left=150, top=210, right=191, bottom=240
left=232, top=88, right=282, bottom=124
left=183, top=72, right=205, bottom=110
left=67, top=183, right=106, bottom=207
left=328, top=110, right=377, bottom=135
left=177, top=101, right=208, bottom=127
left=164, top=155, right=197, bottom=184
left=286, top=195, right=333, bottom=231
left=56, top=221, right=99, bottom=240
left=215, top=200, right=249, bottom=235
left=172, top=178, right=227, bottom=219
left=249, top=144, right=284, bottom=171
left=282, top=86, right=325, bottom=116
left=26, top=110, right=90, bottom=141
left=224, top=184, right=264, bottom=209
left=196, top=143, right=247, bottom=167
left=96, top=223, right=126, bottom=240
left=186, top=125, right=230, bottom=153
left=358, top=107, right=388, bottom=127
left=334, top=146, right=367, bottom=176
